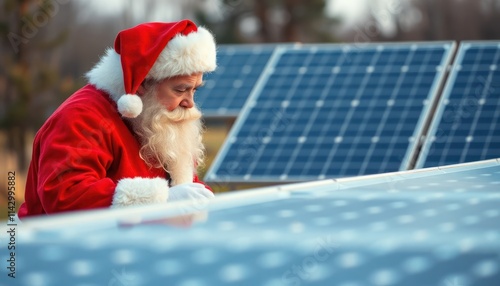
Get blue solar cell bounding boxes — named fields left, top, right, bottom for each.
left=12, top=159, right=500, bottom=286
left=417, top=41, right=500, bottom=168
left=206, top=43, right=455, bottom=183
left=195, top=45, right=276, bottom=117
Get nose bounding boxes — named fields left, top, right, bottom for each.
left=180, top=93, right=194, bottom=109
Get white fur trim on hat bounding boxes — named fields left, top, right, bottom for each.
left=117, top=94, right=143, bottom=118
left=86, top=51, right=144, bottom=118
left=112, top=177, right=169, bottom=207
left=148, top=27, right=217, bottom=80
left=85, top=48, right=125, bottom=103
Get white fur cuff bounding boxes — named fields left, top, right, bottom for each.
left=112, top=177, right=169, bottom=207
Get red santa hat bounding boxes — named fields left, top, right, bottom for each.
left=87, top=20, right=217, bottom=118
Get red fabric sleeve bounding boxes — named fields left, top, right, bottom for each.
left=193, top=174, right=212, bottom=192
left=35, top=105, right=117, bottom=214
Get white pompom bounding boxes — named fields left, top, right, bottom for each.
left=117, top=94, right=143, bottom=118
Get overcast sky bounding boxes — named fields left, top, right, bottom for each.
left=327, top=0, right=369, bottom=26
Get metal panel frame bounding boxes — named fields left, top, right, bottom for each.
left=205, top=42, right=456, bottom=183
left=17, top=158, right=500, bottom=232
left=10, top=157, right=500, bottom=286
left=415, top=41, right=500, bottom=168
left=198, top=44, right=280, bottom=118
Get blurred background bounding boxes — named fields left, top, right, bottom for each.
left=2, top=0, right=500, bottom=217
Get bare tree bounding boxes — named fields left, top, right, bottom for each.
left=0, top=0, right=76, bottom=170
left=361, top=0, right=500, bottom=42
left=197, top=0, right=338, bottom=43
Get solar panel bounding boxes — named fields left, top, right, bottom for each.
left=196, top=45, right=277, bottom=117
left=205, top=42, right=455, bottom=183
left=11, top=158, right=500, bottom=286
left=416, top=41, right=500, bottom=168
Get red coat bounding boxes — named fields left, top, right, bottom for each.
left=18, top=84, right=209, bottom=218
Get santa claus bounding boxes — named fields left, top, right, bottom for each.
left=18, top=20, right=216, bottom=218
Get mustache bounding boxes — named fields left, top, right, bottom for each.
left=163, top=106, right=202, bottom=123
left=142, top=100, right=202, bottom=124
left=137, top=87, right=203, bottom=124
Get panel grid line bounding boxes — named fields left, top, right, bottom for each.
left=300, top=53, right=349, bottom=178
left=197, top=45, right=277, bottom=117
left=360, top=49, right=412, bottom=174
left=460, top=48, right=500, bottom=162
left=206, top=42, right=454, bottom=183
left=440, top=46, right=484, bottom=164
left=377, top=47, right=431, bottom=172
left=320, top=50, right=368, bottom=176
left=283, top=52, right=347, bottom=179
left=338, top=50, right=384, bottom=176
left=417, top=41, right=500, bottom=168
left=481, top=96, right=500, bottom=159
left=246, top=50, right=317, bottom=179
left=15, top=159, right=500, bottom=286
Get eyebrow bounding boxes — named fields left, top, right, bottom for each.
left=174, top=81, right=205, bottom=90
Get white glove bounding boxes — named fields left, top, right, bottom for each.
left=168, top=183, right=214, bottom=202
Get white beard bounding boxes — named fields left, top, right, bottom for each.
left=128, top=88, right=205, bottom=186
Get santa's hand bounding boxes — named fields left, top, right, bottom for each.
left=168, top=183, right=214, bottom=202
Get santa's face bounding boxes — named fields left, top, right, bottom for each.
left=129, top=75, right=206, bottom=185
left=139, top=73, right=204, bottom=111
